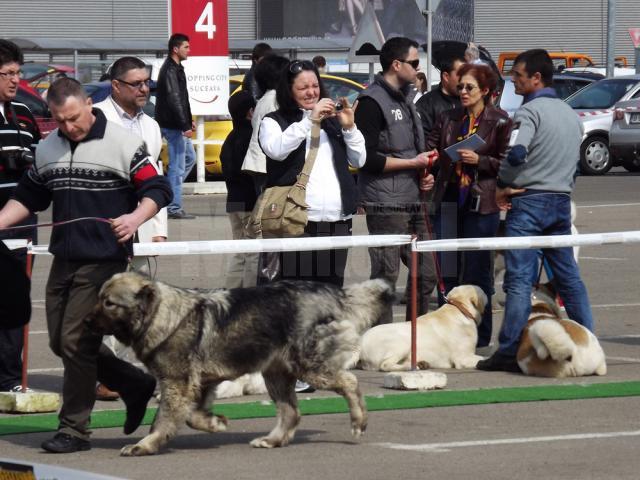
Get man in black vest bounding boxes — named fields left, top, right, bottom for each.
left=0, top=39, right=39, bottom=393
left=354, top=37, right=438, bottom=323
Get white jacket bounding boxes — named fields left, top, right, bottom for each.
left=95, top=97, right=168, bottom=241
left=241, top=89, right=278, bottom=174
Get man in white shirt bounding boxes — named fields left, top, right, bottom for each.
left=94, top=56, right=167, bottom=400
left=95, top=57, right=167, bottom=246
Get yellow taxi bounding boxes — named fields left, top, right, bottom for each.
left=161, top=73, right=364, bottom=178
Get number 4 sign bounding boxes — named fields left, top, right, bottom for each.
left=171, top=0, right=228, bottom=56
left=196, top=2, right=216, bottom=39
left=170, top=0, right=229, bottom=115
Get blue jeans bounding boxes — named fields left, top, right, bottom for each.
left=162, top=128, right=196, bottom=213
left=498, top=193, right=594, bottom=355
left=434, top=203, right=500, bottom=347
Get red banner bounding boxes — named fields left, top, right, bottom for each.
left=170, top=0, right=228, bottom=56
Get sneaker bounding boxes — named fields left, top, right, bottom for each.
left=294, top=380, right=315, bottom=393
left=8, top=385, right=33, bottom=393
left=168, top=209, right=196, bottom=219
left=476, top=352, right=522, bottom=373
left=41, top=433, right=91, bottom=453
left=96, top=383, right=120, bottom=401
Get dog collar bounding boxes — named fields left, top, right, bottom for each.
left=445, top=297, right=476, bottom=321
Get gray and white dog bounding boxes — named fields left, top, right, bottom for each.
left=88, top=271, right=394, bottom=456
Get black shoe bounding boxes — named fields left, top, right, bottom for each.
left=294, top=380, right=316, bottom=393
left=41, top=433, right=91, bottom=453
left=476, top=352, right=522, bottom=373
left=121, top=374, right=156, bottom=435
left=168, top=209, right=196, bottom=219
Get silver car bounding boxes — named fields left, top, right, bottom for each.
left=609, top=98, right=640, bottom=172
left=564, top=75, right=640, bottom=175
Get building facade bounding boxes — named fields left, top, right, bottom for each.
left=2, top=0, right=639, bottom=66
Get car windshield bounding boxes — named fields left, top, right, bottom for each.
left=565, top=78, right=639, bottom=109
left=323, top=78, right=362, bottom=105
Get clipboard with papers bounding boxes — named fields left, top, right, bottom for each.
left=444, top=133, right=486, bottom=163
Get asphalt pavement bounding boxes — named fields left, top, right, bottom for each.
left=1, top=169, right=640, bottom=479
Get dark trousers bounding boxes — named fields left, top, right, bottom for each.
left=433, top=202, right=500, bottom=347
left=365, top=205, right=437, bottom=323
left=46, top=257, right=147, bottom=439
left=278, top=219, right=352, bottom=287
left=0, top=213, right=35, bottom=390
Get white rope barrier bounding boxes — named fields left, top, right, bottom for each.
left=5, top=230, right=640, bottom=256
left=414, top=230, right=640, bottom=252
left=133, top=234, right=412, bottom=256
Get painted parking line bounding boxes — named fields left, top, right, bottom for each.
left=580, top=256, right=628, bottom=261
left=577, top=202, right=640, bottom=208
left=374, top=430, right=640, bottom=453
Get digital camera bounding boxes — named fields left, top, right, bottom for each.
left=0, top=149, right=35, bottom=172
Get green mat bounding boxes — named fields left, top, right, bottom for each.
left=2, top=381, right=639, bottom=436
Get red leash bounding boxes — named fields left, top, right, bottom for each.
left=0, top=216, right=112, bottom=233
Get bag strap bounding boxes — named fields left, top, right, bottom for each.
left=295, top=119, right=322, bottom=187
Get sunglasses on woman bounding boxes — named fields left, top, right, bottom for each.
left=289, top=60, right=316, bottom=74
left=456, top=83, right=478, bottom=92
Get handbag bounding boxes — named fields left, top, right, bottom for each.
left=246, top=119, right=321, bottom=239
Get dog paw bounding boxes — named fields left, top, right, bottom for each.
left=351, top=422, right=367, bottom=438
left=211, top=415, right=228, bottom=432
left=120, top=443, right=155, bottom=457
left=250, top=436, right=279, bottom=448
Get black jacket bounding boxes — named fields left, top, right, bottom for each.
left=415, top=84, right=461, bottom=140
left=0, top=240, right=31, bottom=330
left=154, top=57, right=193, bottom=131
left=220, top=119, right=257, bottom=213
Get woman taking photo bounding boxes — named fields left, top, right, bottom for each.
left=259, top=59, right=366, bottom=287
left=425, top=63, right=512, bottom=348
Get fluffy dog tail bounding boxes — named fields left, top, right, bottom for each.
left=528, top=319, right=576, bottom=362
left=343, top=278, right=395, bottom=334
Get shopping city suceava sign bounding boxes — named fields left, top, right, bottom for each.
left=170, top=0, right=229, bottom=115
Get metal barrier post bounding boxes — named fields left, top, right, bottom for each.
left=20, top=244, right=33, bottom=393
left=410, top=236, right=418, bottom=371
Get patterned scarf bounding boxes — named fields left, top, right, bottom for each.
left=455, top=111, right=482, bottom=207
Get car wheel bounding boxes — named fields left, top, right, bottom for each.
left=579, top=136, right=612, bottom=175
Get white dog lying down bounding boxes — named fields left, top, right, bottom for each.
left=358, top=285, right=487, bottom=371
left=517, top=286, right=607, bottom=378
left=215, top=373, right=267, bottom=399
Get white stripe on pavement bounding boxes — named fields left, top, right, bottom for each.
left=580, top=256, right=627, bottom=261
left=374, top=430, right=640, bottom=452
left=577, top=203, right=640, bottom=208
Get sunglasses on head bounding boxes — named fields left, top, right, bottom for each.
left=289, top=60, right=316, bottom=75
left=397, top=58, right=420, bottom=70
left=456, top=83, right=478, bottom=92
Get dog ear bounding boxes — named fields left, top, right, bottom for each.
left=135, top=284, right=157, bottom=316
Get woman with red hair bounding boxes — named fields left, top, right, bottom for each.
left=425, top=63, right=512, bottom=348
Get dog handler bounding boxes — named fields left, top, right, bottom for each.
left=477, top=49, right=594, bottom=373
left=0, top=77, right=173, bottom=453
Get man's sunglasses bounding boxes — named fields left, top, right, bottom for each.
left=456, top=83, right=478, bottom=92
left=289, top=60, right=316, bottom=74
left=116, top=78, right=151, bottom=90
left=397, top=59, right=420, bottom=70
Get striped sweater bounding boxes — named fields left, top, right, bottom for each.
left=13, top=109, right=172, bottom=261
left=0, top=101, right=41, bottom=204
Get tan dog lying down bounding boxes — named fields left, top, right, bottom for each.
left=517, top=287, right=607, bottom=378
left=358, top=285, right=487, bottom=371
